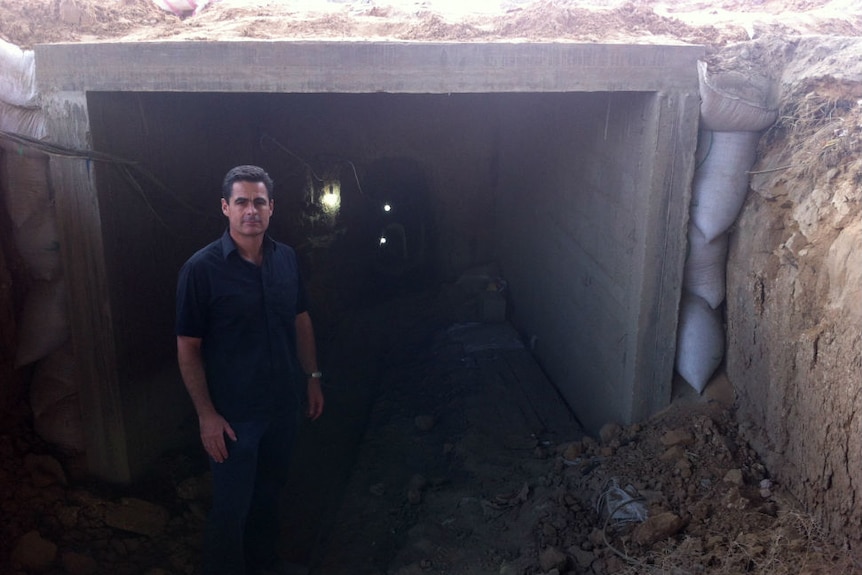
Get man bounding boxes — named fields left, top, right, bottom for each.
left=176, top=165, right=324, bottom=575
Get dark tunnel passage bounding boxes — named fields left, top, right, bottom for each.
left=59, top=86, right=685, bottom=570
left=84, top=89, right=615, bottom=569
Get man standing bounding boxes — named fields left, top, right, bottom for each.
left=176, top=165, right=324, bottom=575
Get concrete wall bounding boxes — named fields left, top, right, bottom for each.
left=495, top=91, right=697, bottom=430
left=36, top=42, right=702, bottom=481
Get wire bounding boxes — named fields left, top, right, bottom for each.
left=259, top=133, right=325, bottom=183
left=0, top=129, right=219, bottom=232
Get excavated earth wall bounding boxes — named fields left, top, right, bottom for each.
left=726, top=35, right=862, bottom=550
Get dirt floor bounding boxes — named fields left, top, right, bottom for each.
left=2, top=1, right=862, bottom=574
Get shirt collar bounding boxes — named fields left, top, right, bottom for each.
left=219, top=229, right=275, bottom=260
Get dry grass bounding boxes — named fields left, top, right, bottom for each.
left=760, top=79, right=862, bottom=180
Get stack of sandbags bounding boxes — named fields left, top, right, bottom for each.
left=1, top=38, right=80, bottom=452
left=676, top=61, right=778, bottom=393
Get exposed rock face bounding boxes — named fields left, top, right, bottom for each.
left=726, top=36, right=862, bottom=550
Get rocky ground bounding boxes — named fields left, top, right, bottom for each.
left=2, top=1, right=862, bottom=574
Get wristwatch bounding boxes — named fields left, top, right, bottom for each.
left=307, top=371, right=323, bottom=379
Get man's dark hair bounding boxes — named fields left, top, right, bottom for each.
left=222, top=165, right=274, bottom=201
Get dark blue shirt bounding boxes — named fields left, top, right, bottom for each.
left=176, top=230, right=308, bottom=421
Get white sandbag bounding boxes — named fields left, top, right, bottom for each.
left=0, top=39, right=38, bottom=107
left=15, top=278, right=69, bottom=367
left=0, top=100, right=48, bottom=154
left=1, top=153, right=51, bottom=228
left=675, top=293, right=724, bottom=393
left=698, top=60, right=779, bottom=132
left=13, top=208, right=62, bottom=281
left=30, top=343, right=78, bottom=420
left=683, top=224, right=728, bottom=309
left=690, top=130, right=761, bottom=242
left=152, top=0, right=209, bottom=15
left=33, top=393, right=85, bottom=453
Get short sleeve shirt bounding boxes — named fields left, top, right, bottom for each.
left=176, top=230, right=308, bottom=421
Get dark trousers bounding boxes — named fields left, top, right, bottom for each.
left=202, top=415, right=298, bottom=575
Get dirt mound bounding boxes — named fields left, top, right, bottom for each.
left=1, top=0, right=860, bottom=49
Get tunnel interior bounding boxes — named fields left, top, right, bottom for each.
left=83, top=87, right=680, bottom=482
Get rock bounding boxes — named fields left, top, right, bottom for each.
left=569, top=546, right=595, bottom=569
left=24, top=453, right=67, bottom=487
left=562, top=441, right=583, bottom=461
left=631, top=512, right=685, bottom=546
left=11, top=530, right=58, bottom=571
left=723, top=468, right=744, bottom=485
left=408, top=474, right=427, bottom=490
left=675, top=458, right=693, bottom=478
left=414, top=415, right=436, bottom=431
left=659, top=429, right=695, bottom=447
left=598, top=422, right=622, bottom=444
left=407, top=488, right=422, bottom=504
left=57, top=505, right=81, bottom=528
left=176, top=474, right=212, bottom=500
left=61, top=550, right=98, bottom=575
left=660, top=445, right=686, bottom=461
left=722, top=486, right=750, bottom=510
left=538, top=546, right=567, bottom=572
left=104, top=497, right=169, bottom=537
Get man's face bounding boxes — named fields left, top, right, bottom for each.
left=221, top=180, right=273, bottom=239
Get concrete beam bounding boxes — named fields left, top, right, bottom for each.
left=35, top=41, right=702, bottom=94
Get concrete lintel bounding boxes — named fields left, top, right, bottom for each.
left=35, top=42, right=703, bottom=94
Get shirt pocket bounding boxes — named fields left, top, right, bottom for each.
left=265, top=283, right=298, bottom=323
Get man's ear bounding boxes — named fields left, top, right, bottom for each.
left=221, top=198, right=229, bottom=217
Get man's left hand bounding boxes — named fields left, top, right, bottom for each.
left=306, top=378, right=324, bottom=420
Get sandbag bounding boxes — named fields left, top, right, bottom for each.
left=698, top=60, right=779, bottom=132
left=675, top=293, right=724, bottom=393
left=0, top=39, right=38, bottom=108
left=683, top=224, right=728, bottom=309
left=1, top=153, right=51, bottom=229
left=690, top=130, right=760, bottom=242
left=152, top=0, right=209, bottom=16
left=0, top=100, right=48, bottom=154
left=15, top=278, right=69, bottom=367
left=30, top=343, right=78, bottom=420
left=33, top=393, right=85, bottom=453
left=12, top=208, right=62, bottom=281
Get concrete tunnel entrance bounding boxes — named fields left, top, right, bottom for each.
left=34, top=41, right=702, bottom=484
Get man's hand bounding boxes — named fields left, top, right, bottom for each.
left=306, top=379, right=324, bottom=420
left=199, top=411, right=237, bottom=463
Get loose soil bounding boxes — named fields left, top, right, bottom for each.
left=1, top=1, right=862, bottom=574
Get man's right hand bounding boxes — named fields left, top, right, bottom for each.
left=199, top=412, right=237, bottom=463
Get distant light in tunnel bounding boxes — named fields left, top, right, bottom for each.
left=383, top=202, right=392, bottom=213
left=379, top=236, right=387, bottom=245
left=320, top=179, right=341, bottom=214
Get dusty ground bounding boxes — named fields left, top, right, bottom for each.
left=0, top=0, right=859, bottom=49
left=2, top=1, right=862, bottom=574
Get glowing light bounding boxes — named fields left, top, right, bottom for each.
left=322, top=191, right=340, bottom=209
left=318, top=179, right=341, bottom=214
left=383, top=203, right=392, bottom=213
left=379, top=236, right=387, bottom=245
